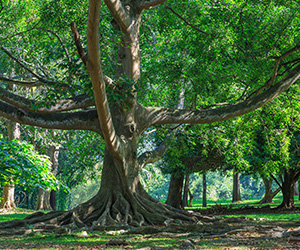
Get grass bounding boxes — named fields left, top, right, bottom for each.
left=185, top=194, right=300, bottom=210
left=0, top=198, right=299, bottom=249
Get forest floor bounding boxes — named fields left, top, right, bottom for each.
left=0, top=206, right=300, bottom=249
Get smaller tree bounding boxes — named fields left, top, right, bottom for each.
left=0, top=139, right=57, bottom=210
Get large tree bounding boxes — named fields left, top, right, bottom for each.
left=0, top=0, right=300, bottom=229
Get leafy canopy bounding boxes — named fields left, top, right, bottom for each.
left=0, top=139, right=57, bottom=190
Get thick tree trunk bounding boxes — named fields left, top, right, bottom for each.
left=0, top=184, right=16, bottom=210
left=202, top=173, right=207, bottom=207
left=182, top=174, right=190, bottom=207
left=166, top=173, right=184, bottom=209
left=278, top=169, right=299, bottom=209
left=258, top=177, right=281, bottom=204
left=232, top=171, right=241, bottom=203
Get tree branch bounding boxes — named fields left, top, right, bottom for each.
left=247, top=45, right=300, bottom=99
left=0, top=100, right=100, bottom=132
left=86, top=0, right=122, bottom=161
left=0, top=87, right=94, bottom=113
left=0, top=75, right=43, bottom=87
left=70, top=21, right=87, bottom=66
left=40, top=28, right=71, bottom=63
left=166, top=6, right=211, bottom=36
left=140, top=0, right=168, bottom=10
left=103, top=0, right=131, bottom=31
left=0, top=47, right=73, bottom=90
left=146, top=63, right=300, bottom=126
left=138, top=87, right=185, bottom=169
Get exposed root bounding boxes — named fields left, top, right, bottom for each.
left=0, top=189, right=210, bottom=235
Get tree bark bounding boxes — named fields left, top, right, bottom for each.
left=35, top=145, right=59, bottom=211
left=166, top=174, right=184, bottom=209
left=258, top=177, right=280, bottom=204
left=232, top=171, right=241, bottom=203
left=278, top=169, right=300, bottom=208
left=182, top=174, right=190, bottom=207
left=202, top=173, right=207, bottom=207
left=35, top=188, right=52, bottom=211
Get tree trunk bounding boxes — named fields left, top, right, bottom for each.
left=202, top=173, right=207, bottom=207
left=0, top=184, right=16, bottom=210
left=278, top=169, right=299, bottom=209
left=258, top=177, right=281, bottom=204
left=35, top=145, right=59, bottom=211
left=166, top=173, right=184, bottom=209
left=35, top=188, right=52, bottom=210
left=182, top=174, right=190, bottom=207
left=232, top=171, right=241, bottom=203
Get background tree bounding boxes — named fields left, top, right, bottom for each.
left=0, top=0, right=299, bottom=230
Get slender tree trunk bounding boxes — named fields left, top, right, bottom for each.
left=182, top=174, right=190, bottom=207
left=258, top=177, right=281, bottom=204
left=232, top=171, right=241, bottom=203
left=35, top=145, right=59, bottom=211
left=166, top=173, right=184, bottom=209
left=299, top=177, right=300, bottom=201
left=202, top=173, right=207, bottom=207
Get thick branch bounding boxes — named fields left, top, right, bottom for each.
left=146, top=64, right=300, bottom=126
left=0, top=88, right=94, bottom=113
left=103, top=0, right=131, bottom=31
left=0, top=100, right=100, bottom=132
left=140, top=0, right=168, bottom=10
left=87, top=0, right=122, bottom=161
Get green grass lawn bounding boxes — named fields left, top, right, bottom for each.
left=185, top=194, right=300, bottom=210
left=1, top=198, right=299, bottom=249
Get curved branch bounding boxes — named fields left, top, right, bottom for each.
left=40, top=28, right=71, bottom=63
left=87, top=0, right=122, bottom=161
left=140, top=0, right=168, bottom=10
left=0, top=47, right=72, bottom=90
left=146, top=64, right=300, bottom=126
left=103, top=0, right=131, bottom=31
left=0, top=75, right=43, bottom=87
left=138, top=88, right=185, bottom=169
left=0, top=100, right=100, bottom=132
left=0, top=88, right=94, bottom=113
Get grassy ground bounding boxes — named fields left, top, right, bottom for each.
left=0, top=198, right=300, bottom=249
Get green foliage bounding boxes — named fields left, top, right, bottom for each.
left=0, top=139, right=57, bottom=190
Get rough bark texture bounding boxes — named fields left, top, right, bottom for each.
left=166, top=174, right=184, bottom=209
left=232, top=171, right=241, bottom=203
